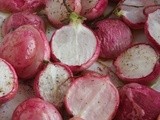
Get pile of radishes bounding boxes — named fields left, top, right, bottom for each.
left=0, top=0, right=160, bottom=120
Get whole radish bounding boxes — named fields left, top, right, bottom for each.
left=34, top=62, right=73, bottom=107
left=2, top=11, right=45, bottom=36
left=65, top=73, right=119, bottom=120
left=114, top=43, right=160, bottom=85
left=0, top=0, right=44, bottom=13
left=145, top=9, right=160, bottom=52
left=0, top=25, right=50, bottom=79
left=114, top=83, right=160, bottom=120
left=0, top=58, right=18, bottom=105
left=50, top=12, right=100, bottom=72
left=94, top=19, right=132, bottom=59
left=12, top=98, right=62, bottom=120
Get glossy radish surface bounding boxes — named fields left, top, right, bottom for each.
left=65, top=73, right=119, bottom=120
left=94, top=19, right=132, bottom=59
left=0, top=58, right=18, bottom=105
left=34, top=63, right=73, bottom=107
left=0, top=25, right=50, bottom=79
left=51, top=16, right=100, bottom=72
left=114, top=44, right=160, bottom=84
left=2, top=12, right=45, bottom=36
left=12, top=98, right=62, bottom=120
left=114, top=83, right=160, bottom=120
left=145, top=9, right=160, bottom=52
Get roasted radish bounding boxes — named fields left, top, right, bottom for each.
left=2, top=12, right=45, bottom=36
left=145, top=9, right=160, bottom=52
left=65, top=73, right=119, bottom=120
left=151, top=76, right=160, bottom=92
left=51, top=13, right=100, bottom=72
left=0, top=25, right=50, bottom=79
left=94, top=19, right=132, bottom=59
left=69, top=117, right=84, bottom=120
left=0, top=58, right=18, bottom=105
left=143, top=5, right=160, bottom=16
left=116, top=0, right=156, bottom=29
left=114, top=44, right=160, bottom=84
left=12, top=98, right=62, bottom=120
left=34, top=62, right=73, bottom=107
left=114, top=83, right=160, bottom=120
left=0, top=0, right=44, bottom=13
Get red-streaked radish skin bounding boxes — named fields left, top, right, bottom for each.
left=0, top=58, right=18, bottom=105
left=0, top=25, right=50, bottom=79
left=80, top=0, right=108, bottom=20
left=12, top=98, right=63, bottom=120
left=34, top=62, right=73, bottom=107
left=0, top=0, right=44, bottom=13
left=45, top=0, right=77, bottom=28
left=65, top=73, right=119, bottom=120
left=143, top=5, right=160, bottom=16
left=114, top=83, right=160, bottom=120
left=2, top=12, right=46, bottom=36
left=116, top=0, right=156, bottom=29
left=114, top=43, right=160, bottom=85
left=145, top=9, right=160, bottom=52
left=69, top=117, right=84, bottom=120
left=94, top=19, right=132, bottom=59
left=50, top=22, right=100, bottom=72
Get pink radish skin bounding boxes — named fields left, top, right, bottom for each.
left=114, top=83, right=160, bottom=120
left=65, top=73, right=119, bottom=120
left=50, top=23, right=100, bottom=72
left=94, top=19, right=132, bottom=59
left=2, top=12, right=45, bottom=36
left=143, top=5, right=160, bottom=16
left=0, top=25, right=50, bottom=79
left=145, top=9, right=160, bottom=52
left=114, top=43, right=160, bottom=85
left=34, top=62, right=73, bottom=107
left=0, top=0, right=44, bottom=13
left=0, top=58, right=18, bottom=105
left=80, top=0, right=108, bottom=20
left=12, top=98, right=62, bottom=120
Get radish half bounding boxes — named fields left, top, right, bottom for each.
left=114, top=83, right=160, bottom=120
left=12, top=98, right=62, bottom=120
left=145, top=9, right=160, bottom=52
left=0, top=58, right=18, bottom=105
left=65, top=73, right=119, bottom=120
left=143, top=5, right=160, bottom=16
left=114, top=43, right=160, bottom=84
left=94, top=18, right=132, bottom=59
left=51, top=13, right=100, bottom=72
left=116, top=0, right=156, bottom=29
left=34, top=62, right=73, bottom=107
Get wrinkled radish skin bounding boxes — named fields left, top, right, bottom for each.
left=51, top=23, right=100, bottom=72
left=114, top=44, right=160, bottom=84
left=34, top=63, right=72, bottom=107
left=145, top=9, right=160, bottom=52
left=12, top=98, right=62, bottom=120
left=65, top=74, right=119, bottom=120
left=0, top=58, right=18, bottom=104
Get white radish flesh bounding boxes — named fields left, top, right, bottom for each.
left=51, top=23, right=100, bottom=72
left=114, top=44, right=160, bottom=84
left=65, top=73, right=119, bottom=120
left=12, top=98, right=63, bottom=120
left=145, top=9, right=160, bottom=52
left=34, top=63, right=72, bottom=107
left=0, top=58, right=18, bottom=105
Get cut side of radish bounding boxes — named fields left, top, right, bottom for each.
left=65, top=73, right=119, bottom=120
left=0, top=58, right=18, bottom=104
left=114, top=83, right=160, bottom=120
left=51, top=23, right=100, bottom=72
left=12, top=98, right=63, bottom=120
left=34, top=63, right=73, bottom=107
left=114, top=44, right=160, bottom=84
left=145, top=9, right=160, bottom=52
left=117, top=0, right=156, bottom=29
